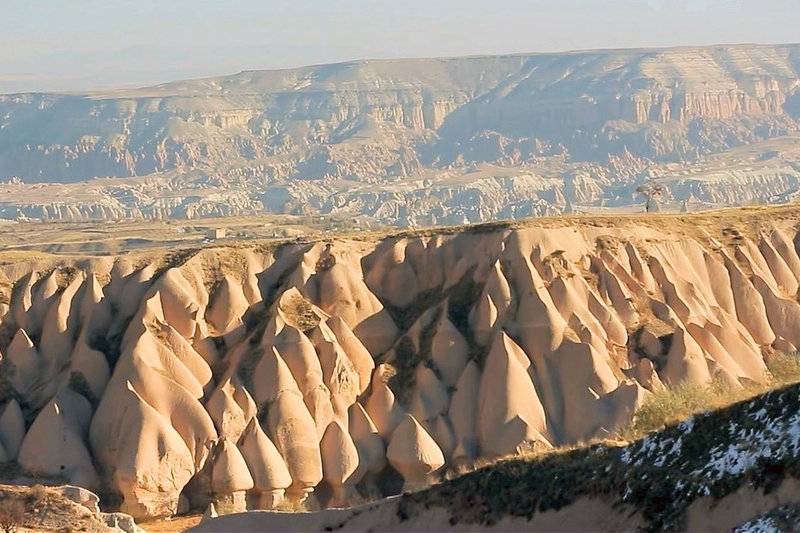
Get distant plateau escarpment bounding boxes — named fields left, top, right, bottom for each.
left=1, top=44, right=800, bottom=225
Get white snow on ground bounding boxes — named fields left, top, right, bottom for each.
left=620, top=418, right=693, bottom=467
left=734, top=514, right=781, bottom=533
left=704, top=411, right=800, bottom=480
left=618, top=393, right=800, bottom=499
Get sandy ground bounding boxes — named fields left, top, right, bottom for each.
left=139, top=515, right=203, bottom=532
left=190, top=477, right=800, bottom=533
left=188, top=495, right=644, bottom=532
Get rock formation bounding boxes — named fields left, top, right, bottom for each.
left=237, top=418, right=292, bottom=509
left=0, top=212, right=798, bottom=517
left=1, top=45, right=800, bottom=226
left=210, top=439, right=254, bottom=513
left=386, top=415, right=445, bottom=492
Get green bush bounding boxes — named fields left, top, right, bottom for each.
left=625, top=352, right=800, bottom=440
left=630, top=381, right=714, bottom=436
left=766, top=351, right=800, bottom=387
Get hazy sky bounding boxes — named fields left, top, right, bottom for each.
left=2, top=0, right=799, bottom=93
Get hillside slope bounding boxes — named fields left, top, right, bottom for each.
left=1, top=44, right=800, bottom=223
left=191, top=381, right=800, bottom=532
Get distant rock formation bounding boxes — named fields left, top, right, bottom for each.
left=1, top=44, right=800, bottom=225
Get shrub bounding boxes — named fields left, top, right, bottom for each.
left=281, top=293, right=319, bottom=332
left=0, top=498, right=24, bottom=533
left=272, top=498, right=308, bottom=513
left=631, top=380, right=714, bottom=436
left=766, top=351, right=800, bottom=387
left=623, top=355, right=800, bottom=441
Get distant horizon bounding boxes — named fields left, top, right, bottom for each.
left=3, top=40, right=800, bottom=96
left=2, top=0, right=799, bottom=93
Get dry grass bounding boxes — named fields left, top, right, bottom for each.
left=765, top=350, right=800, bottom=386
left=138, top=514, right=202, bottom=533
left=272, top=498, right=309, bottom=513
left=621, top=351, right=800, bottom=440
left=280, top=292, right=320, bottom=332
left=0, top=498, right=23, bottom=533
left=0, top=484, right=107, bottom=532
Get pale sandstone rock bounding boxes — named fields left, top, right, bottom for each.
left=769, top=229, right=800, bottom=283
left=429, top=415, right=456, bottom=460
left=364, top=365, right=405, bottom=438
left=429, top=310, right=469, bottom=387
left=758, top=237, right=798, bottom=295
left=324, top=316, right=375, bottom=395
left=18, top=389, right=99, bottom=490
left=39, top=271, right=84, bottom=364
left=312, top=323, right=361, bottom=406
left=320, top=420, right=363, bottom=507
left=386, top=414, right=445, bottom=492
left=551, top=337, right=620, bottom=442
left=0, top=399, right=25, bottom=461
left=92, top=332, right=218, bottom=469
left=10, top=272, right=36, bottom=334
left=507, top=252, right=566, bottom=360
left=470, top=261, right=513, bottom=346
left=723, top=252, right=776, bottom=345
left=261, top=310, right=324, bottom=395
left=753, top=276, right=800, bottom=349
left=58, top=485, right=101, bottom=514
left=211, top=438, right=254, bottom=513
left=29, top=270, right=60, bottom=337
left=470, top=293, right=499, bottom=347
left=449, top=360, right=480, bottom=463
left=478, top=332, right=551, bottom=456
left=316, top=261, right=399, bottom=354
left=347, top=403, right=386, bottom=476
left=253, top=346, right=302, bottom=406
left=266, top=390, right=323, bottom=501
left=205, top=275, right=249, bottom=338
left=115, top=264, right=158, bottom=331
left=237, top=418, right=292, bottom=509
left=69, top=325, right=111, bottom=399
left=150, top=268, right=202, bottom=339
left=206, top=379, right=257, bottom=441
left=774, top=337, right=797, bottom=354
left=364, top=240, right=419, bottom=308
left=663, top=325, right=712, bottom=387
left=78, top=273, right=112, bottom=336
left=634, top=358, right=664, bottom=392
left=409, top=365, right=449, bottom=423
left=6, top=328, right=45, bottom=399
left=6, top=221, right=800, bottom=519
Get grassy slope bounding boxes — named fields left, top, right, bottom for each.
left=399, top=382, right=800, bottom=532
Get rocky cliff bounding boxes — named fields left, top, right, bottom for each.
left=1, top=44, right=800, bottom=224
left=192, top=381, right=800, bottom=532
left=1, top=207, right=800, bottom=518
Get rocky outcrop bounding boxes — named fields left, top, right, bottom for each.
left=1, top=211, right=799, bottom=517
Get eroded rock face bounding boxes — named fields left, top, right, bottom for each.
left=0, top=217, right=798, bottom=516
left=1, top=45, right=800, bottom=227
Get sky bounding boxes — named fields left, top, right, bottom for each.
left=1, top=0, right=799, bottom=93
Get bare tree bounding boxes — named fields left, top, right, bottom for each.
left=635, top=182, right=664, bottom=213
left=0, top=499, right=24, bottom=533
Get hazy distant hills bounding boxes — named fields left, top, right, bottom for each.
left=1, top=44, right=800, bottom=225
